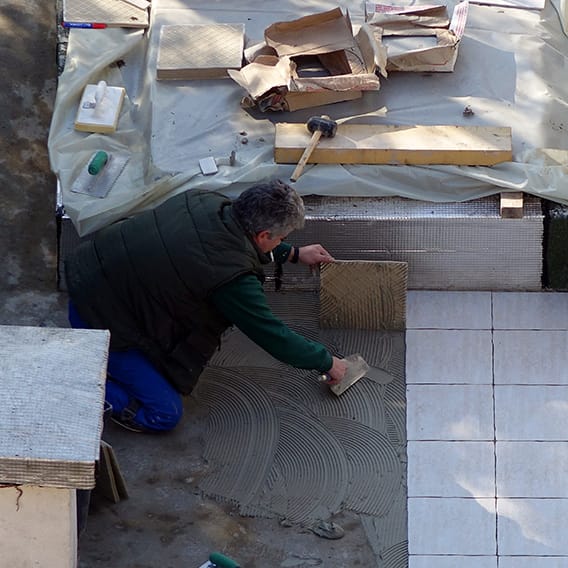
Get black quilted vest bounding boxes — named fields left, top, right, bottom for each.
left=65, top=190, right=266, bottom=394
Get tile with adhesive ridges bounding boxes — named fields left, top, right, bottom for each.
left=408, top=497, right=496, bottom=555
left=494, top=330, right=568, bottom=384
left=407, top=291, right=492, bottom=329
left=406, top=330, right=493, bottom=384
left=407, top=385, right=494, bottom=440
left=493, top=292, right=568, bottom=329
left=408, top=441, right=495, bottom=497
left=319, top=260, right=407, bottom=330
left=495, top=385, right=568, bottom=440
left=498, top=499, right=568, bottom=555
left=497, top=441, right=568, bottom=497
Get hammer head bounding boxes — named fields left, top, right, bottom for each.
left=307, top=115, right=337, bottom=138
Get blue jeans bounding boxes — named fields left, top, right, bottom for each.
left=68, top=302, right=183, bottom=432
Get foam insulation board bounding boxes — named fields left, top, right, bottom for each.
left=157, top=24, right=245, bottom=80
left=57, top=193, right=543, bottom=292
left=319, top=260, right=408, bottom=330
left=0, top=326, right=109, bottom=489
left=276, top=195, right=543, bottom=291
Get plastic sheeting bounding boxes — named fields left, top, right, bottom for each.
left=48, top=0, right=568, bottom=236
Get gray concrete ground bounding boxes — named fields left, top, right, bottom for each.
left=0, top=3, right=389, bottom=566
left=1, top=1, right=67, bottom=329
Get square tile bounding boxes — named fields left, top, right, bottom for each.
left=407, top=385, right=494, bottom=440
left=497, top=442, right=568, bottom=497
left=493, top=292, right=568, bottom=330
left=500, top=558, right=568, bottom=567
left=495, top=385, right=568, bottom=440
left=408, top=441, right=494, bottom=497
left=406, top=330, right=493, bottom=384
left=411, top=557, right=497, bottom=568
left=407, top=291, right=492, bottom=329
left=494, top=331, right=568, bottom=384
left=498, top=499, right=568, bottom=555
left=408, top=497, right=496, bottom=555
left=319, top=260, right=407, bottom=330
left=157, top=24, right=245, bottom=79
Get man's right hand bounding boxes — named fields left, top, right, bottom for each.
left=324, top=356, right=348, bottom=385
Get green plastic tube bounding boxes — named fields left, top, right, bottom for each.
left=88, top=151, right=109, bottom=175
left=209, top=552, right=240, bottom=568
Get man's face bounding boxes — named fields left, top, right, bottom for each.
left=253, top=230, right=288, bottom=253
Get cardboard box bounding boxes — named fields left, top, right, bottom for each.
left=365, top=1, right=469, bottom=72
left=228, top=8, right=386, bottom=112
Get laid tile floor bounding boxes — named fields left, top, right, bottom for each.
left=406, top=291, right=568, bottom=567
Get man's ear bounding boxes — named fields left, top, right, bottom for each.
left=253, top=230, right=271, bottom=247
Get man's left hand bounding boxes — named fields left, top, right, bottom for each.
left=297, top=244, right=335, bottom=266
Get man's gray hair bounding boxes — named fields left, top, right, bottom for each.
left=233, top=180, right=305, bottom=237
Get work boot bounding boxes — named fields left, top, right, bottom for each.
left=110, top=400, right=148, bottom=433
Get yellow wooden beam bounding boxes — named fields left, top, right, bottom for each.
left=274, top=123, right=513, bottom=166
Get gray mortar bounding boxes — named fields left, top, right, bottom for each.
left=192, top=291, right=408, bottom=564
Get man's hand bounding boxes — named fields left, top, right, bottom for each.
left=324, top=356, right=347, bottom=385
left=297, top=244, right=335, bottom=266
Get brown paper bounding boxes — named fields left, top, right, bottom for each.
left=228, top=8, right=385, bottom=112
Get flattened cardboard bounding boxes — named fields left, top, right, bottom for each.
left=157, top=24, right=245, bottom=80
left=264, top=7, right=358, bottom=57
left=228, top=8, right=386, bottom=112
left=365, top=1, right=469, bottom=72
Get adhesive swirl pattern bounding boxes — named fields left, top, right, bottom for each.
left=193, top=289, right=407, bottom=564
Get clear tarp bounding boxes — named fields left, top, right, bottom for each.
left=48, top=0, right=568, bottom=236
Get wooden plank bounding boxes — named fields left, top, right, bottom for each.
left=500, top=191, right=524, bottom=218
left=274, top=123, right=513, bottom=166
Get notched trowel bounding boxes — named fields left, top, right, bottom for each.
left=319, top=353, right=370, bottom=396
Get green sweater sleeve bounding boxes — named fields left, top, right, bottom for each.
left=211, top=274, right=333, bottom=372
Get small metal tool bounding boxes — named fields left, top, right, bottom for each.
left=319, top=353, right=370, bottom=396
left=71, top=151, right=129, bottom=199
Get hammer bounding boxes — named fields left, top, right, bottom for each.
left=290, top=115, right=337, bottom=182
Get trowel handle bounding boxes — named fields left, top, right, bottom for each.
left=209, top=552, right=241, bottom=568
left=318, top=372, right=332, bottom=383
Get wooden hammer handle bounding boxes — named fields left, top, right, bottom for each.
left=290, top=129, right=323, bottom=182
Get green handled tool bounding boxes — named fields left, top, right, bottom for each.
left=198, top=552, right=240, bottom=568
left=87, top=150, right=109, bottom=175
